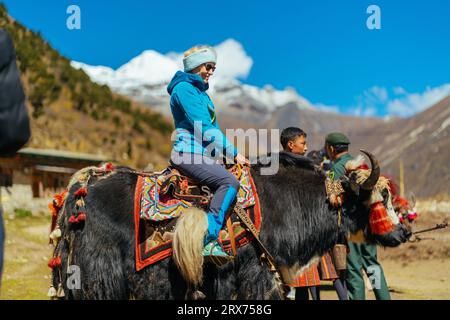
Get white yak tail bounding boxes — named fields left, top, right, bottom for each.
left=172, top=207, right=208, bottom=287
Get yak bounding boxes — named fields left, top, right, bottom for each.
left=49, top=150, right=411, bottom=300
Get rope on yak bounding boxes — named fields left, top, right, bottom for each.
left=233, top=204, right=288, bottom=296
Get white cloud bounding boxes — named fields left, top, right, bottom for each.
left=393, top=86, right=407, bottom=95
left=213, top=38, right=253, bottom=80
left=387, top=84, right=450, bottom=117
left=348, top=86, right=388, bottom=117
left=359, top=86, right=388, bottom=105
left=312, top=103, right=340, bottom=114
left=351, top=105, right=377, bottom=117
left=368, top=86, right=388, bottom=103
left=346, top=84, right=450, bottom=117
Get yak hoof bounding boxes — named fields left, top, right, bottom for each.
left=187, top=290, right=206, bottom=300
left=192, top=290, right=206, bottom=300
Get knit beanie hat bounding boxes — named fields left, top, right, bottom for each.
left=183, top=46, right=217, bottom=72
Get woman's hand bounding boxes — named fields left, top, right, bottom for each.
left=235, top=153, right=250, bottom=166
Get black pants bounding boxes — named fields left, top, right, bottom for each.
left=295, top=286, right=320, bottom=300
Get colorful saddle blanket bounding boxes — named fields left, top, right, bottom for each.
left=139, top=165, right=256, bottom=221
left=133, top=165, right=261, bottom=271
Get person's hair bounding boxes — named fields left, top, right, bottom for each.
left=280, top=127, right=307, bottom=150
left=333, top=144, right=349, bottom=154
left=183, top=45, right=216, bottom=58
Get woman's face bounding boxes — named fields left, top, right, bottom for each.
left=193, top=62, right=216, bottom=83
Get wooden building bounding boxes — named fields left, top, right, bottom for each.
left=0, top=148, right=110, bottom=198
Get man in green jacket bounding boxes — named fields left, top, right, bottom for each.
left=324, top=132, right=391, bottom=300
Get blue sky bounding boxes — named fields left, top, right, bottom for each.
left=2, top=0, right=449, bottom=117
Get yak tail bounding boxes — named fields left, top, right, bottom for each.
left=172, top=207, right=208, bottom=287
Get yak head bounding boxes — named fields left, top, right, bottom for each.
left=392, top=192, right=419, bottom=232
left=338, top=150, right=413, bottom=247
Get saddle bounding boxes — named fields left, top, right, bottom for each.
left=133, top=164, right=262, bottom=271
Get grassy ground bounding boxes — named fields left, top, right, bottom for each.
left=1, top=200, right=449, bottom=300
left=1, top=214, right=52, bottom=300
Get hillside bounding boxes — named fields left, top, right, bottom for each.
left=355, top=95, right=450, bottom=197
left=265, top=96, right=450, bottom=198
left=0, top=4, right=173, bottom=169
left=255, top=96, right=450, bottom=197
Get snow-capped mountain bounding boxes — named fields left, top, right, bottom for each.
left=71, top=39, right=314, bottom=118
left=70, top=40, right=450, bottom=197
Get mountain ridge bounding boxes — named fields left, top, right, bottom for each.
left=0, top=4, right=173, bottom=169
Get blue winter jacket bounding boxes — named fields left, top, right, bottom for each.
left=167, top=71, right=238, bottom=158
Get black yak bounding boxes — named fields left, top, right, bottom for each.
left=49, top=151, right=411, bottom=299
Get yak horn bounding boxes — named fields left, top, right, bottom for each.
left=360, top=149, right=380, bottom=190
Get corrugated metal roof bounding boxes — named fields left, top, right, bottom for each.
left=18, top=148, right=110, bottom=162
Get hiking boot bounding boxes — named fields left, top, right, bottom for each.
left=203, top=240, right=234, bottom=266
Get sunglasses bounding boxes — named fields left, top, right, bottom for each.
left=205, top=63, right=216, bottom=72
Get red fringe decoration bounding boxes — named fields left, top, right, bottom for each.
left=369, top=202, right=395, bottom=235
left=48, top=256, right=62, bottom=269
left=393, top=196, right=409, bottom=209
left=74, top=187, right=88, bottom=197
left=49, top=190, right=68, bottom=244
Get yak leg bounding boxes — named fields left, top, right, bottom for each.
left=233, top=246, right=284, bottom=300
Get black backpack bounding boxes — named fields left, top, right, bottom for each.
left=0, top=29, right=30, bottom=157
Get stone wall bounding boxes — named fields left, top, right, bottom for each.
left=0, top=185, right=52, bottom=217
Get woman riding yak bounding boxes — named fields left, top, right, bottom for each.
left=167, top=45, right=249, bottom=261
left=49, top=44, right=412, bottom=300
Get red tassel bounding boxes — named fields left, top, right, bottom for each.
left=48, top=203, right=58, bottom=217
left=68, top=212, right=87, bottom=224
left=48, top=256, right=62, bottom=269
left=407, top=212, right=418, bottom=221
left=74, top=187, right=88, bottom=197
left=54, top=190, right=68, bottom=208
left=369, top=202, right=395, bottom=235
left=393, top=196, right=409, bottom=209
